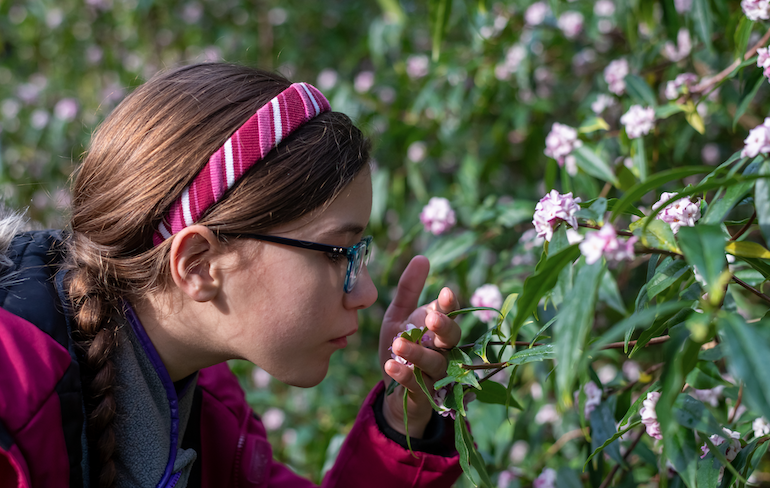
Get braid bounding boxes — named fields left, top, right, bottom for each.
left=66, top=234, right=121, bottom=488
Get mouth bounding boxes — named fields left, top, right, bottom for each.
left=329, top=328, right=357, bottom=348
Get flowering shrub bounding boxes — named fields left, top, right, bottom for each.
left=7, top=0, right=770, bottom=486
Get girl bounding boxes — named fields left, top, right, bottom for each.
left=0, top=63, right=463, bottom=487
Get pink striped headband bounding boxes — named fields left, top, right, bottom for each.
left=152, top=82, right=331, bottom=246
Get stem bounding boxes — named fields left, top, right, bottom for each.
left=544, top=427, right=590, bottom=459
left=732, top=275, right=770, bottom=304
left=729, top=383, right=744, bottom=424
left=598, top=429, right=645, bottom=488
left=615, top=363, right=664, bottom=396
left=694, top=28, right=770, bottom=94
left=579, top=222, right=635, bottom=237
left=636, top=247, right=680, bottom=258
left=458, top=336, right=670, bottom=356
left=729, top=210, right=756, bottom=241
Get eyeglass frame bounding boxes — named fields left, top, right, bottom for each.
left=219, top=233, right=373, bottom=293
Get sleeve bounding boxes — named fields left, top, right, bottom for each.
left=197, top=365, right=462, bottom=488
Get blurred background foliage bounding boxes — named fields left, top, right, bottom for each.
left=3, top=0, right=770, bottom=485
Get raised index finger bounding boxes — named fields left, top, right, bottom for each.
left=382, top=255, right=430, bottom=325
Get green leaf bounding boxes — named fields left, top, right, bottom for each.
left=702, top=435, right=748, bottom=484
left=472, top=328, right=496, bottom=363
left=742, top=257, right=770, bottom=279
left=454, top=415, right=476, bottom=486
left=639, top=218, right=681, bottom=253
left=692, top=0, right=714, bottom=52
left=701, top=159, right=759, bottom=224
left=424, top=231, right=476, bottom=270
left=578, top=117, right=610, bottom=134
left=375, top=0, right=406, bottom=23
left=429, top=0, right=452, bottom=61
left=588, top=302, right=689, bottom=355
left=610, top=166, right=713, bottom=222
left=572, top=145, right=620, bottom=186
left=507, top=344, right=555, bottom=365
left=734, top=17, right=754, bottom=60
left=633, top=137, right=648, bottom=181
left=498, top=292, right=518, bottom=325
left=733, top=67, right=764, bottom=131
left=645, top=259, right=688, bottom=302
left=629, top=307, right=692, bottom=357
left=657, top=328, right=701, bottom=441
left=726, top=241, right=770, bottom=259
left=413, top=367, right=441, bottom=411
left=673, top=395, right=726, bottom=437
left=473, top=380, right=523, bottom=409
left=655, top=103, right=686, bottom=120
left=510, top=244, right=581, bottom=339
left=403, top=388, right=416, bottom=457
left=686, top=361, right=730, bottom=389
left=756, top=160, right=770, bottom=245
left=496, top=200, right=536, bottom=228
left=583, top=420, right=640, bottom=470
left=598, top=268, right=626, bottom=315
left=555, top=261, right=603, bottom=408
left=590, top=400, right=625, bottom=467
left=719, top=313, right=770, bottom=424
left=677, top=225, right=728, bottom=302
left=624, top=74, right=658, bottom=107
left=664, top=426, right=699, bottom=488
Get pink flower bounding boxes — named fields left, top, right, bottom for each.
left=652, top=192, right=701, bottom=234
left=604, top=58, right=629, bottom=95
left=261, top=407, right=285, bottom=431
left=54, top=98, right=78, bottom=122
left=532, top=190, right=582, bottom=242
left=700, top=429, right=741, bottom=461
left=579, top=224, right=637, bottom=265
left=433, top=383, right=476, bottom=419
left=470, top=284, right=503, bottom=323
left=661, top=29, right=692, bottom=62
left=690, top=386, right=724, bottom=407
left=406, top=54, right=430, bottom=79
left=544, top=123, right=582, bottom=167
left=753, top=417, right=770, bottom=438
left=389, top=323, right=432, bottom=367
left=742, top=0, right=770, bottom=21
left=316, top=69, right=338, bottom=91
left=665, top=72, right=699, bottom=100
left=534, top=468, right=557, bottom=488
left=354, top=71, right=375, bottom=93
left=498, top=469, right=519, bottom=488
left=620, top=105, right=655, bottom=139
left=557, top=12, right=583, bottom=39
left=742, top=118, right=770, bottom=158
left=640, top=391, right=663, bottom=440
left=420, top=197, right=456, bottom=235
left=524, top=2, right=549, bottom=26
left=675, top=0, right=692, bottom=13
left=575, top=381, right=602, bottom=418
left=591, top=94, right=615, bottom=114
left=594, top=0, right=615, bottom=16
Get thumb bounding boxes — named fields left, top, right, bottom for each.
left=383, top=255, right=430, bottom=325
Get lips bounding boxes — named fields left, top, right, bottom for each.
left=329, top=328, right=357, bottom=347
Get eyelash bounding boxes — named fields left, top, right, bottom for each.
left=326, top=252, right=345, bottom=264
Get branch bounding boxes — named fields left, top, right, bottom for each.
left=598, top=429, right=645, bottom=488
left=729, top=383, right=744, bottom=424
left=732, top=275, right=770, bottom=303
left=694, top=28, right=770, bottom=94
left=614, top=363, right=664, bottom=396
left=729, top=210, right=756, bottom=241
left=579, top=222, right=635, bottom=237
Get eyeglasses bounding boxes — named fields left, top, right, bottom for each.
left=222, top=233, right=373, bottom=293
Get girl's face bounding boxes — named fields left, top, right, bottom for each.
left=215, top=170, right=378, bottom=387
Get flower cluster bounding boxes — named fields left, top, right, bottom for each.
left=533, top=468, right=557, bottom=488
left=591, top=94, right=615, bottom=114
left=665, top=73, right=698, bottom=100
left=652, top=192, right=701, bottom=234
left=420, top=197, right=456, bottom=235
left=579, top=224, right=637, bottom=265
left=700, top=429, right=742, bottom=461
left=557, top=12, right=583, bottom=39
left=544, top=123, right=582, bottom=173
left=661, top=29, right=692, bottom=63
left=470, top=284, right=503, bottom=323
left=524, top=2, right=549, bottom=26
left=689, top=386, right=724, bottom=407
left=742, top=0, right=770, bottom=21
left=620, top=105, right=655, bottom=139
left=604, top=58, right=629, bottom=95
left=389, top=323, right=431, bottom=367
left=575, top=381, right=602, bottom=418
left=742, top=117, right=770, bottom=158
left=753, top=417, right=770, bottom=438
left=433, top=383, right=476, bottom=419
left=640, top=391, right=663, bottom=440
left=533, top=190, right=581, bottom=242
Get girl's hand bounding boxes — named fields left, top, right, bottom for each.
left=378, top=255, right=461, bottom=438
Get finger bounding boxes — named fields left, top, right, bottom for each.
left=425, top=309, right=462, bottom=349
left=434, top=286, right=461, bottom=314
left=382, top=255, right=430, bottom=325
left=391, top=337, right=448, bottom=380
left=384, top=359, right=433, bottom=402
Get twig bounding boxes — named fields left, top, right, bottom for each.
left=598, top=429, right=645, bottom=488
left=599, top=182, right=612, bottom=199
left=545, top=427, right=590, bottom=459
left=458, top=336, right=670, bottom=359
left=729, top=211, right=756, bottom=242
left=579, top=222, right=635, bottom=237
left=694, top=28, right=770, bottom=94
left=615, top=363, right=664, bottom=396
left=729, top=383, right=744, bottom=424
left=732, top=275, right=770, bottom=304
left=636, top=247, right=681, bottom=258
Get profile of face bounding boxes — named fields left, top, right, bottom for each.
left=210, top=169, right=378, bottom=387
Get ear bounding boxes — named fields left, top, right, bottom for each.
left=169, top=225, right=224, bottom=302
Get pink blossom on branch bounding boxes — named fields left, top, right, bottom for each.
left=620, top=105, right=655, bottom=139
left=532, top=190, right=582, bottom=242
left=652, top=192, right=701, bottom=234
left=524, top=2, right=549, bottom=26
left=742, top=0, right=770, bottom=21
left=742, top=118, right=770, bottom=158
left=640, top=391, right=663, bottom=440
left=574, top=381, right=602, bottom=418
left=578, top=224, right=637, bottom=265
left=470, top=284, right=503, bottom=323
left=420, top=197, right=456, bottom=235
left=700, top=429, right=741, bottom=461
left=557, top=11, right=583, bottom=39
left=544, top=123, right=582, bottom=171
left=664, top=73, right=698, bottom=100
left=533, top=468, right=557, bottom=488
left=661, top=28, right=692, bottom=62
left=604, top=58, right=629, bottom=95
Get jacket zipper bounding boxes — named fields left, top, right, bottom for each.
left=234, top=434, right=246, bottom=488
left=167, top=471, right=182, bottom=488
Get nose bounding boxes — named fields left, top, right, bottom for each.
left=344, top=265, right=378, bottom=310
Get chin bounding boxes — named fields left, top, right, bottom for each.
left=280, top=364, right=329, bottom=388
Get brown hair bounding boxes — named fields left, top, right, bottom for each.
left=65, top=63, right=369, bottom=487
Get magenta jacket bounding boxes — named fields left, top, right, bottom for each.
left=0, top=231, right=462, bottom=487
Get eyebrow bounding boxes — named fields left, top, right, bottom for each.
left=317, top=223, right=366, bottom=239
